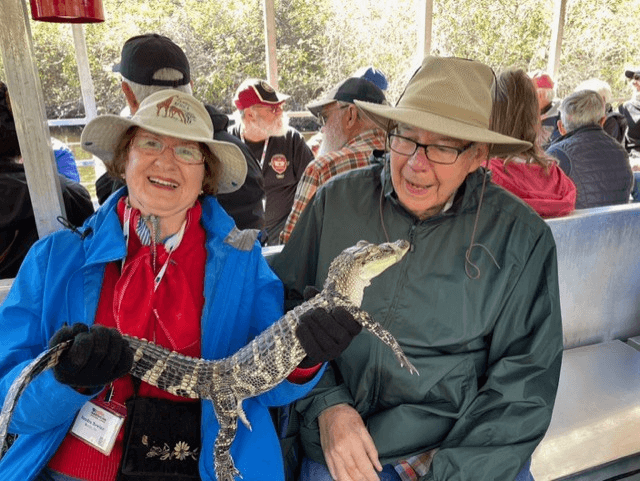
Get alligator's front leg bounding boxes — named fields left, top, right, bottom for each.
left=346, top=307, right=419, bottom=375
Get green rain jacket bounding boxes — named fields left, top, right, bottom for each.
left=270, top=157, right=563, bottom=481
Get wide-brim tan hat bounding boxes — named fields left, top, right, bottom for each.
left=355, top=56, right=531, bottom=157
left=81, top=89, right=247, bottom=194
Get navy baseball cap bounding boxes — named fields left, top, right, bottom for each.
left=113, top=34, right=190, bottom=87
left=353, top=66, right=388, bottom=91
left=307, top=77, right=386, bottom=117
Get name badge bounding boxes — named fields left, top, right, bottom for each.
left=70, top=399, right=125, bottom=455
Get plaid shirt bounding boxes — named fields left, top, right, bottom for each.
left=279, top=128, right=385, bottom=243
left=394, top=449, right=437, bottom=481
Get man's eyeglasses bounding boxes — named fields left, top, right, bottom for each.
left=388, top=133, right=474, bottom=165
left=316, top=104, right=349, bottom=127
left=133, top=135, right=205, bottom=165
left=253, top=103, right=284, bottom=114
left=633, top=73, right=640, bottom=81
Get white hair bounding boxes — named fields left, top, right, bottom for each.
left=574, top=78, right=612, bottom=104
left=122, top=68, right=192, bottom=103
left=560, top=90, right=605, bottom=132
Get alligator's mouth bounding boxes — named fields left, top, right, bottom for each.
left=360, top=240, right=410, bottom=278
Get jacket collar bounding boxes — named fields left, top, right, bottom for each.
left=81, top=186, right=236, bottom=267
left=81, top=187, right=128, bottom=266
left=551, top=124, right=603, bottom=144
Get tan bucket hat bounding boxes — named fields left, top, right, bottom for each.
left=355, top=56, right=531, bottom=157
left=81, top=89, right=247, bottom=194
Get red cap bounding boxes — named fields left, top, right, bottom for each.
left=233, top=79, right=289, bottom=110
left=532, top=74, right=554, bottom=89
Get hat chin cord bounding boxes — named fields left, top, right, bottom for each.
left=378, top=159, right=500, bottom=280
left=464, top=167, right=500, bottom=279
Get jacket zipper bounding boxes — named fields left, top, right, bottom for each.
left=408, top=223, right=417, bottom=252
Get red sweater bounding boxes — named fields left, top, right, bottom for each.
left=487, top=158, right=577, bottom=218
left=48, top=200, right=205, bottom=480
left=48, top=199, right=319, bottom=480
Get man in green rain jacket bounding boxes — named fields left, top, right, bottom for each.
left=270, top=56, right=563, bottom=481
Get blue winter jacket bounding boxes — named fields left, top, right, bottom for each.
left=0, top=188, right=323, bottom=481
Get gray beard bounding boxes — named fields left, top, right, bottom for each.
left=318, top=133, right=347, bottom=157
left=243, top=113, right=289, bottom=140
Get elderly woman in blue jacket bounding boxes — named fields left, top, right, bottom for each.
left=0, top=90, right=359, bottom=481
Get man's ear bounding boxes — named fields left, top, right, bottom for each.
left=344, top=104, right=361, bottom=136
left=557, top=119, right=567, bottom=135
left=598, top=115, right=606, bottom=127
left=467, top=143, right=489, bottom=173
left=345, top=104, right=358, bottom=125
left=121, top=82, right=139, bottom=114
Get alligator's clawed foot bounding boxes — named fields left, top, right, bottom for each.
left=396, top=352, right=419, bottom=376
left=215, top=452, right=242, bottom=481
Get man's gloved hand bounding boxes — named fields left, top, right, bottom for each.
left=296, top=287, right=362, bottom=367
left=49, top=323, right=134, bottom=389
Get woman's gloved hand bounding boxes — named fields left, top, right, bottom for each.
left=49, top=323, right=134, bottom=389
left=296, top=287, right=362, bottom=367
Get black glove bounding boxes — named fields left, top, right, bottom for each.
left=296, top=286, right=362, bottom=367
left=49, top=323, right=134, bottom=389
left=303, top=285, right=321, bottom=301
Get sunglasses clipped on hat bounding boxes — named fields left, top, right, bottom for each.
left=80, top=90, right=247, bottom=194
left=625, top=68, right=640, bottom=81
left=355, top=56, right=531, bottom=157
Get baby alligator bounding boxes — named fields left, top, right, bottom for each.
left=0, top=239, right=417, bottom=481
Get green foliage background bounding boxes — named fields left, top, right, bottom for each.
left=1, top=0, right=639, bottom=119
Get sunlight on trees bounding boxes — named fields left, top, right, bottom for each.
left=3, top=0, right=639, bottom=119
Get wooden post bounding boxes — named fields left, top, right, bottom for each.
left=263, top=0, right=278, bottom=90
left=0, top=0, right=66, bottom=238
left=548, top=0, right=567, bottom=81
left=72, top=24, right=98, bottom=121
left=71, top=24, right=105, bottom=179
left=417, top=0, right=434, bottom=62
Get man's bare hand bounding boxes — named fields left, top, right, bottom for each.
left=318, top=403, right=383, bottom=481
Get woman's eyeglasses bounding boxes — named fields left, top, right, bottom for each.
left=133, top=135, right=205, bottom=165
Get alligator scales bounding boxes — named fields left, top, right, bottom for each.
left=0, top=239, right=417, bottom=481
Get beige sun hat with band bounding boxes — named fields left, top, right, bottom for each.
left=355, top=56, right=531, bottom=157
left=81, top=89, right=247, bottom=194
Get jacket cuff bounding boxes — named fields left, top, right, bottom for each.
left=287, top=364, right=322, bottom=384
left=302, top=384, right=355, bottom=425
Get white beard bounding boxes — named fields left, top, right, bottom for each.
left=318, top=121, right=348, bottom=157
left=243, top=112, right=289, bottom=140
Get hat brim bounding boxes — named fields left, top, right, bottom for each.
left=625, top=70, right=639, bottom=79
left=355, top=100, right=531, bottom=157
left=306, top=98, right=338, bottom=117
left=81, top=115, right=247, bottom=194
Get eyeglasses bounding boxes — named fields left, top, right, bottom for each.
left=388, top=133, right=475, bottom=165
left=133, top=135, right=205, bottom=165
left=633, top=73, right=640, bottom=81
left=253, top=103, right=284, bottom=114
left=316, top=104, right=349, bottom=127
